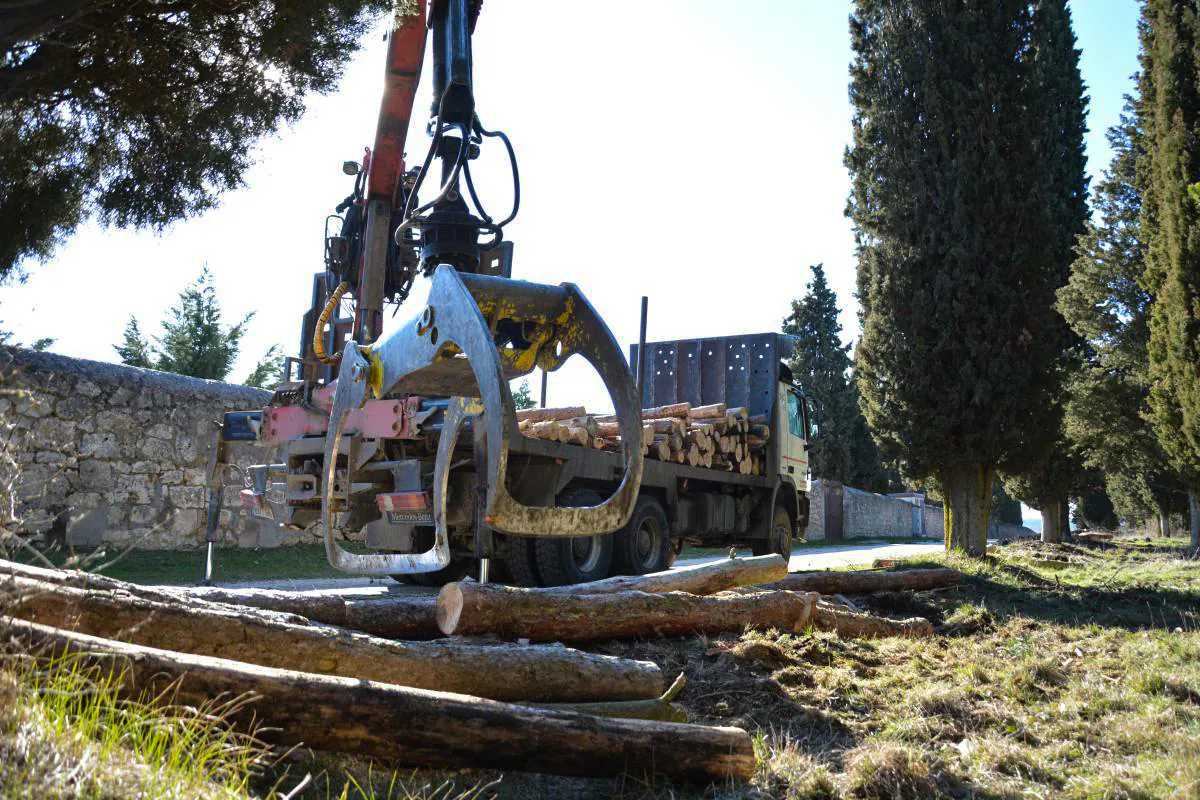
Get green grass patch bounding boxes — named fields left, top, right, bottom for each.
left=6, top=542, right=350, bottom=586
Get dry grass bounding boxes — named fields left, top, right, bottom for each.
left=3, top=537, right=1198, bottom=799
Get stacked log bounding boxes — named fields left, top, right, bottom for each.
left=519, top=401, right=769, bottom=475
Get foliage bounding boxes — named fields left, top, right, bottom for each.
left=1138, top=1, right=1200, bottom=532
left=991, top=480, right=1023, bottom=526
left=1058, top=95, right=1185, bottom=523
left=0, top=0, right=393, bottom=279
left=511, top=379, right=536, bottom=411
left=244, top=344, right=285, bottom=390
left=1077, top=486, right=1119, bottom=530
left=845, top=0, right=1088, bottom=554
left=782, top=263, right=886, bottom=491
left=29, top=337, right=53, bottom=352
left=115, top=268, right=253, bottom=382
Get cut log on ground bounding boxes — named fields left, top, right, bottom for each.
left=524, top=554, right=787, bottom=597
left=0, top=558, right=442, bottom=639
left=438, top=586, right=818, bottom=642
left=762, top=568, right=962, bottom=596
left=811, top=601, right=934, bottom=639
left=516, top=406, right=585, bottom=423
left=0, top=575, right=662, bottom=703
left=529, top=674, right=689, bottom=722
left=2, top=617, right=755, bottom=783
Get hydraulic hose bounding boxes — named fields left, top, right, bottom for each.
left=313, top=281, right=350, bottom=365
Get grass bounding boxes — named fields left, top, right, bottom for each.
left=0, top=652, right=273, bottom=798
left=7, top=542, right=351, bottom=586
left=5, top=535, right=1198, bottom=798
left=282, top=535, right=1200, bottom=799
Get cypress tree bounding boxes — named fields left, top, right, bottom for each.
left=846, top=0, right=1088, bottom=555
left=1059, top=96, right=1185, bottom=533
left=782, top=264, right=886, bottom=491
left=1140, top=0, right=1200, bottom=549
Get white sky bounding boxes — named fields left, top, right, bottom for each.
left=1, top=0, right=1141, bottom=507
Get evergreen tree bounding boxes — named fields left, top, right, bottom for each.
left=1, top=0, right=392, bottom=277
left=511, top=380, right=536, bottom=411
left=846, top=0, right=1088, bottom=555
left=245, top=345, right=285, bottom=389
left=114, top=317, right=154, bottom=369
left=782, top=264, right=884, bottom=490
left=1058, top=96, right=1185, bottom=532
left=991, top=480, right=1024, bottom=527
left=1139, top=0, right=1200, bottom=549
left=115, top=268, right=251, bottom=381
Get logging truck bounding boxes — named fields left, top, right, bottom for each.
left=230, top=331, right=812, bottom=588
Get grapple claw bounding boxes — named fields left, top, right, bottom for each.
left=319, top=266, right=643, bottom=574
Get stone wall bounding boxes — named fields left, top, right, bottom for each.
left=1, top=347, right=278, bottom=550
left=804, top=480, right=943, bottom=540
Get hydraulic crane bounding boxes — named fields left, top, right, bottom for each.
left=203, top=0, right=644, bottom=582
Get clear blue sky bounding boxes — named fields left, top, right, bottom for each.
left=2, top=1, right=1142, bottom=419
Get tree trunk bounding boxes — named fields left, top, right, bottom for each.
left=528, top=674, right=690, bottom=723
left=1158, top=501, right=1172, bottom=538
left=1041, top=497, right=1062, bottom=544
left=528, top=554, right=787, bottom=596
left=942, top=465, right=992, bottom=556
left=438, top=586, right=817, bottom=642
left=0, top=575, right=662, bottom=703
left=1190, top=488, right=1200, bottom=551
left=761, top=568, right=961, bottom=595
left=0, top=558, right=442, bottom=639
left=2, top=617, right=755, bottom=783
left=812, top=601, right=934, bottom=638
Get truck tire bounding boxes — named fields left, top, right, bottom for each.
left=501, top=535, right=541, bottom=587
left=532, top=488, right=613, bottom=586
left=612, top=496, right=671, bottom=575
left=752, top=504, right=794, bottom=561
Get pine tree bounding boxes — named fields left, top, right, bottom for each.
left=846, top=0, right=1088, bottom=555
left=511, top=380, right=536, bottom=411
left=1058, top=96, right=1185, bottom=532
left=782, top=264, right=884, bottom=490
left=1139, top=0, right=1200, bottom=549
left=1, top=0, right=393, bottom=277
left=114, top=268, right=252, bottom=381
left=244, top=345, right=285, bottom=389
left=114, top=317, right=154, bottom=369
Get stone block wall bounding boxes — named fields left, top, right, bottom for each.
left=1, top=347, right=278, bottom=550
left=804, top=480, right=943, bottom=540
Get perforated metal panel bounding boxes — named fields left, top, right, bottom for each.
left=630, top=333, right=798, bottom=418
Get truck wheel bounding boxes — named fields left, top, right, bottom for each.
left=501, top=536, right=541, bottom=587
left=533, top=488, right=613, bottom=586
left=613, top=496, right=671, bottom=575
left=752, top=504, right=794, bottom=561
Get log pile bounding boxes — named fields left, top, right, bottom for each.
left=517, top=402, right=769, bottom=475
left=0, top=556, right=952, bottom=782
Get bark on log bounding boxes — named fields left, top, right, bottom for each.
left=761, top=568, right=962, bottom=595
left=0, top=559, right=442, bottom=639
left=691, top=403, right=726, bottom=420
left=438, top=586, right=817, bottom=641
left=527, top=554, right=787, bottom=597
left=0, top=575, right=662, bottom=703
left=2, top=618, right=755, bottom=783
left=812, top=601, right=934, bottom=639
left=642, top=402, right=692, bottom=420
left=516, top=406, right=586, bottom=423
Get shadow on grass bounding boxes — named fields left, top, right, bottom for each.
left=874, top=543, right=1200, bottom=633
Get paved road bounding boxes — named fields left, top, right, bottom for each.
left=171, top=539, right=945, bottom=596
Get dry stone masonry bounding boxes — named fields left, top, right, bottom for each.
left=1, top=347, right=279, bottom=549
